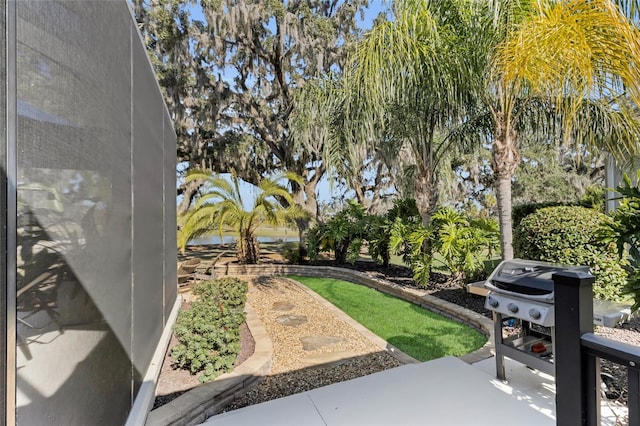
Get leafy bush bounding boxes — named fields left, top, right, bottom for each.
left=171, top=278, right=248, bottom=382
left=306, top=199, right=422, bottom=267
left=281, top=242, right=307, bottom=264
left=390, top=219, right=432, bottom=286
left=364, top=214, right=390, bottom=266
left=390, top=206, right=500, bottom=287
left=512, top=199, right=596, bottom=230
left=514, top=206, right=627, bottom=301
left=306, top=201, right=368, bottom=264
left=431, top=207, right=500, bottom=283
left=599, top=172, right=640, bottom=309
left=385, top=198, right=421, bottom=225
left=369, top=199, right=422, bottom=267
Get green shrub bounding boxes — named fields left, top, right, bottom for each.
left=599, top=171, right=640, bottom=310
left=281, top=242, right=307, bottom=264
left=369, top=198, right=422, bottom=267
left=514, top=206, right=627, bottom=301
left=306, top=198, right=421, bottom=267
left=306, top=201, right=367, bottom=264
left=431, top=207, right=500, bottom=283
left=512, top=199, right=595, bottom=231
left=390, top=219, right=433, bottom=286
left=171, top=278, right=248, bottom=382
left=389, top=206, right=500, bottom=287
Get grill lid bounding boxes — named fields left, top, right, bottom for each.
left=486, top=259, right=590, bottom=299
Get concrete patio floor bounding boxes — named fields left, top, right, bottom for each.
left=204, top=355, right=627, bottom=426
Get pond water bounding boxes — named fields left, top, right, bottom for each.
left=187, top=235, right=299, bottom=245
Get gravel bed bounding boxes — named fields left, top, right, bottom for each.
left=224, top=276, right=403, bottom=411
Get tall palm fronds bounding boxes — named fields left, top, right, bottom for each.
left=485, top=0, right=640, bottom=259
left=342, top=0, right=491, bottom=225
left=494, top=0, right=640, bottom=160
left=178, top=171, right=309, bottom=263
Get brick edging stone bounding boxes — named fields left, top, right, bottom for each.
left=145, top=302, right=273, bottom=426
left=215, top=263, right=494, bottom=365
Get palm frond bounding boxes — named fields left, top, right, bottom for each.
left=177, top=170, right=307, bottom=252
left=494, top=0, right=640, bottom=148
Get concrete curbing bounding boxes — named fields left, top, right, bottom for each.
left=145, top=302, right=273, bottom=426
left=215, top=263, right=495, bottom=365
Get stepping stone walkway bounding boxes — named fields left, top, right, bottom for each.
left=300, top=335, right=345, bottom=351
left=275, top=314, right=308, bottom=327
left=273, top=303, right=357, bottom=369
left=272, top=301, right=295, bottom=312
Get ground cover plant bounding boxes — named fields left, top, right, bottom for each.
left=290, top=275, right=486, bottom=361
left=171, top=278, right=248, bottom=382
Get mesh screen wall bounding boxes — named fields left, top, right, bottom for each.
left=164, top=110, right=177, bottom=322
left=5, top=2, right=177, bottom=424
left=0, top=2, right=7, bottom=424
left=132, top=32, right=165, bottom=391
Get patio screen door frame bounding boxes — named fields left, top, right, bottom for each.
left=4, top=1, right=17, bottom=426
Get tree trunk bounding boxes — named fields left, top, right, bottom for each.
left=293, top=178, right=319, bottom=243
left=303, top=180, right=319, bottom=222
left=354, top=184, right=366, bottom=206
left=495, top=175, right=514, bottom=260
left=414, top=171, right=438, bottom=226
left=237, top=231, right=260, bottom=264
left=491, top=113, right=520, bottom=260
left=177, top=179, right=204, bottom=215
left=413, top=169, right=439, bottom=277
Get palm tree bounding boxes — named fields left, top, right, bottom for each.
left=341, top=0, right=488, bottom=225
left=488, top=0, right=640, bottom=259
left=178, top=171, right=308, bottom=264
left=339, top=0, right=640, bottom=263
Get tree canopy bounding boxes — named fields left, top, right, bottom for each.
left=137, top=0, right=640, bottom=264
left=134, top=0, right=372, bottom=221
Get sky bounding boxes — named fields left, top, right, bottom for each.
left=362, top=1, right=390, bottom=29
left=181, top=1, right=392, bottom=207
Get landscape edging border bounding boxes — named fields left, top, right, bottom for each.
left=216, top=263, right=494, bottom=364
left=148, top=263, right=494, bottom=426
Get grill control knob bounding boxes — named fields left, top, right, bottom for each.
left=529, top=308, right=542, bottom=320
left=507, top=303, right=519, bottom=314
left=488, top=296, right=499, bottom=308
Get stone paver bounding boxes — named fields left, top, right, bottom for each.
left=272, top=301, right=295, bottom=312
left=300, top=335, right=345, bottom=351
left=299, top=351, right=357, bottom=368
left=275, top=314, right=308, bottom=327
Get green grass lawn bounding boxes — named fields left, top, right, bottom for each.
left=289, top=276, right=487, bottom=362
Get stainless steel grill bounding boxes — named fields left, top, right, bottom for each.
left=484, top=259, right=592, bottom=380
